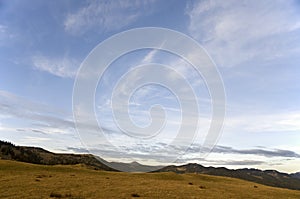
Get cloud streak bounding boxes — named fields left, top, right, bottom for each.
left=0, top=90, right=74, bottom=132
left=32, top=55, right=79, bottom=78
left=186, top=0, right=300, bottom=67
left=64, top=0, right=157, bottom=35
left=1, top=89, right=299, bottom=165
left=224, top=111, right=300, bottom=133
left=212, top=145, right=300, bottom=158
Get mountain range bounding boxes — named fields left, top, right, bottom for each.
left=1, top=140, right=299, bottom=190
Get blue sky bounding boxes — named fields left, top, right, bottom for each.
left=0, top=0, right=300, bottom=173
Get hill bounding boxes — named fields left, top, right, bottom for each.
left=1, top=160, right=300, bottom=199
left=291, top=172, right=300, bottom=179
left=0, top=140, right=115, bottom=171
left=1, top=140, right=300, bottom=191
left=156, top=163, right=300, bottom=190
left=0, top=140, right=160, bottom=172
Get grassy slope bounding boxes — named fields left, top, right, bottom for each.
left=0, top=160, right=300, bottom=199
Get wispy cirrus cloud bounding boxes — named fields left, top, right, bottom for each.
left=186, top=0, right=300, bottom=67
left=1, top=89, right=299, bottom=168
left=32, top=55, right=79, bottom=78
left=64, top=0, right=157, bottom=35
left=0, top=90, right=120, bottom=136
left=0, top=25, right=6, bottom=33
left=224, top=111, right=300, bottom=134
left=0, top=24, right=16, bottom=46
left=0, top=90, right=74, bottom=131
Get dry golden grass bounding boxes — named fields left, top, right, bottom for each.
left=0, top=160, right=299, bottom=199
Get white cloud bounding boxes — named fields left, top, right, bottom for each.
left=0, top=24, right=15, bottom=45
left=64, top=0, right=156, bottom=35
left=0, top=90, right=74, bottom=132
left=142, top=49, right=158, bottom=63
left=225, top=111, right=300, bottom=133
left=32, top=55, right=79, bottom=78
left=0, top=25, right=6, bottom=33
left=186, top=0, right=300, bottom=67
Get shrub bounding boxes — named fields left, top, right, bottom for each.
left=49, top=192, right=62, bottom=198
left=131, top=193, right=140, bottom=197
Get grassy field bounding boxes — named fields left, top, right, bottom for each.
left=0, top=160, right=300, bottom=199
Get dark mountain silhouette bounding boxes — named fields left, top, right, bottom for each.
left=1, top=140, right=300, bottom=190
left=156, top=163, right=300, bottom=190
left=0, top=140, right=116, bottom=171
left=291, top=172, right=300, bottom=179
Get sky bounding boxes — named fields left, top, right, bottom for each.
left=0, top=0, right=300, bottom=173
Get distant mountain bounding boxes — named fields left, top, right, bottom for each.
left=109, top=161, right=161, bottom=172
left=156, top=163, right=300, bottom=190
left=1, top=140, right=300, bottom=190
left=291, top=172, right=300, bottom=179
